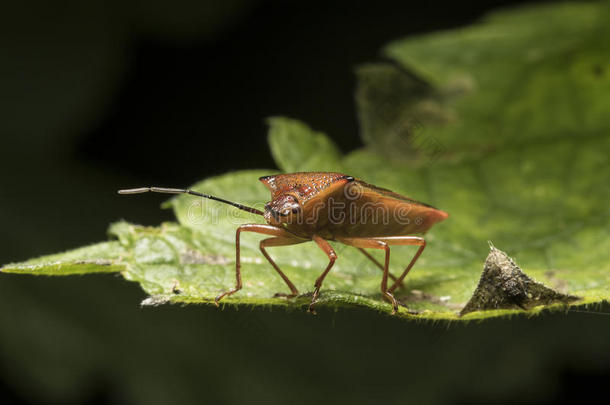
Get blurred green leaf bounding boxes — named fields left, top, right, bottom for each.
left=356, top=63, right=439, bottom=161
left=369, top=1, right=610, bottom=160
left=2, top=241, right=126, bottom=275
left=3, top=2, right=609, bottom=320
left=267, top=117, right=343, bottom=172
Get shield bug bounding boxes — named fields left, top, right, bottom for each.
left=119, top=172, right=448, bottom=314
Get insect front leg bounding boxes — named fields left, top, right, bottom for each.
left=215, top=224, right=301, bottom=305
left=337, top=237, right=397, bottom=314
left=259, top=236, right=307, bottom=298
left=309, top=235, right=337, bottom=314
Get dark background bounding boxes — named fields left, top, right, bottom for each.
left=1, top=1, right=609, bottom=404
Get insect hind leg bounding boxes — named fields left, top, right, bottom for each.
left=380, top=236, right=426, bottom=293
left=356, top=248, right=403, bottom=289
left=339, top=236, right=426, bottom=313
left=337, top=237, right=398, bottom=314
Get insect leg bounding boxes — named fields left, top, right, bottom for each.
left=260, top=236, right=307, bottom=298
left=380, top=236, right=426, bottom=293
left=362, top=236, right=425, bottom=293
left=215, top=224, right=303, bottom=305
left=337, top=238, right=397, bottom=314
left=356, top=248, right=403, bottom=288
left=309, top=235, right=337, bottom=314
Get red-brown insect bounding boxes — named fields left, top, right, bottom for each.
left=119, top=172, right=448, bottom=314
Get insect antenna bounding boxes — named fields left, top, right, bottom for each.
left=118, top=187, right=264, bottom=216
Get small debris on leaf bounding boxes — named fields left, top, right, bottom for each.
left=171, top=280, right=182, bottom=294
left=141, top=295, right=172, bottom=307
left=460, top=243, right=579, bottom=316
left=74, top=259, right=113, bottom=266
left=180, top=250, right=230, bottom=265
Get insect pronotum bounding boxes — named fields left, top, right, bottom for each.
left=119, top=172, right=449, bottom=314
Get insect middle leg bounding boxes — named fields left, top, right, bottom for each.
left=215, top=224, right=304, bottom=305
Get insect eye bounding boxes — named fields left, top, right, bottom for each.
left=291, top=207, right=299, bottom=214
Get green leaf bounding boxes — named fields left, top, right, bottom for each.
left=355, top=63, right=441, bottom=162
left=267, top=117, right=343, bottom=172
left=377, top=1, right=610, bottom=160
left=2, top=2, right=609, bottom=321
left=2, top=241, right=126, bottom=275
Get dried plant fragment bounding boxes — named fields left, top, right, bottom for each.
left=460, top=244, right=579, bottom=316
